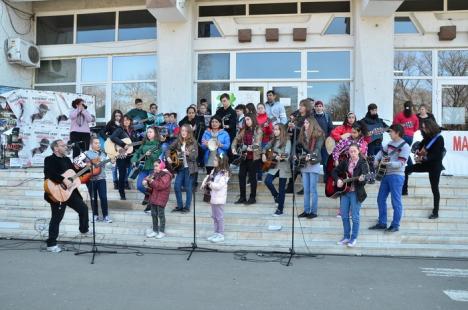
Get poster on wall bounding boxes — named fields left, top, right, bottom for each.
left=210, top=91, right=260, bottom=114
left=0, top=89, right=96, bottom=168
left=441, top=131, right=468, bottom=176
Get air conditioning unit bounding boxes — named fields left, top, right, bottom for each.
left=5, top=38, right=40, bottom=68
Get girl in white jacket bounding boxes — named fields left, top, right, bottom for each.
left=201, top=153, right=230, bottom=243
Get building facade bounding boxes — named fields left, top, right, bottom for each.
left=0, top=0, right=467, bottom=129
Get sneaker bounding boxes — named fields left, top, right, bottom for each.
left=46, top=245, right=62, bottom=253
left=103, top=216, right=112, bottom=223
left=156, top=232, right=166, bottom=239
left=428, top=213, right=439, bottom=220
left=93, top=215, right=101, bottom=222
left=146, top=231, right=157, bottom=238
left=207, top=234, right=218, bottom=241
left=347, top=239, right=357, bottom=247
left=385, top=226, right=399, bottom=233
left=298, top=212, right=309, bottom=218
left=297, top=189, right=304, bottom=195
left=142, top=199, right=149, bottom=206
left=144, top=206, right=151, bottom=214
left=273, top=210, right=283, bottom=217
left=369, top=223, right=387, bottom=230
left=171, top=207, right=183, bottom=213
left=336, top=238, right=350, bottom=245
left=211, top=234, right=224, bottom=243
left=307, top=213, right=318, bottom=219
left=181, top=208, right=190, bottom=213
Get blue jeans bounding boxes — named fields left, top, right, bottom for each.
left=377, top=174, right=405, bottom=228
left=340, top=191, right=361, bottom=240
left=174, top=168, right=194, bottom=210
left=403, top=135, right=413, bottom=166
left=264, top=172, right=287, bottom=212
left=86, top=179, right=108, bottom=217
left=257, top=142, right=268, bottom=180
left=303, top=172, right=319, bottom=214
left=136, top=170, right=151, bottom=195
left=112, top=165, right=118, bottom=182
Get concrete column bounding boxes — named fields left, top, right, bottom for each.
left=353, top=0, right=395, bottom=121
left=151, top=2, right=193, bottom=117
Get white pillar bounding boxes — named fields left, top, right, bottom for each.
left=353, top=0, right=395, bottom=122
left=157, top=20, right=194, bottom=118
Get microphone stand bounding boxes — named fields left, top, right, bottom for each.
left=75, top=152, right=117, bottom=264
left=178, top=187, right=217, bottom=261
left=286, top=125, right=298, bottom=266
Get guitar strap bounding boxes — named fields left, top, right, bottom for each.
left=383, top=141, right=407, bottom=157
left=426, top=133, right=441, bottom=150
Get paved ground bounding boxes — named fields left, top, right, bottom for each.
left=1, top=239, right=467, bottom=310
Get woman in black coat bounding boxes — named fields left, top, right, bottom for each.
left=332, top=143, right=369, bottom=248
left=403, top=119, right=445, bottom=219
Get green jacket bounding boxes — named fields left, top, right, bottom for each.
left=131, top=140, right=162, bottom=171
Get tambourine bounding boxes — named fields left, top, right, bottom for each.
left=207, top=138, right=218, bottom=151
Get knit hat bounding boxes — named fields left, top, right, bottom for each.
left=314, top=100, right=324, bottom=107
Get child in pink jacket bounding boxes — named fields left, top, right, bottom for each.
left=201, top=154, right=230, bottom=243
left=143, top=159, right=173, bottom=239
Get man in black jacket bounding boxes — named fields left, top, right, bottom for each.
left=44, top=140, right=89, bottom=253
left=214, top=93, right=237, bottom=161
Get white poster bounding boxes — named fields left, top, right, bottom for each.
left=210, top=91, right=260, bottom=114
left=1, top=89, right=96, bottom=168
left=441, top=131, right=468, bottom=176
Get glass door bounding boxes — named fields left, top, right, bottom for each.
left=437, top=81, right=468, bottom=131
left=268, top=83, right=301, bottom=116
left=235, top=83, right=267, bottom=105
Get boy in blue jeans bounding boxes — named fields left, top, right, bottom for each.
left=369, top=124, right=410, bottom=232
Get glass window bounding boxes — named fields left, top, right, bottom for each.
left=307, top=82, right=350, bottom=121
left=77, top=12, right=116, bottom=43
left=82, top=85, right=106, bottom=119
left=196, top=82, right=230, bottom=113
left=308, top=52, right=350, bottom=79
left=199, top=5, right=246, bottom=17
left=397, top=0, right=443, bottom=12
left=112, top=82, right=156, bottom=113
left=36, top=15, right=74, bottom=45
left=238, top=86, right=265, bottom=105
left=441, top=84, right=468, bottom=130
left=198, top=22, right=222, bottom=38
left=393, top=79, right=432, bottom=115
left=249, top=3, right=298, bottom=15
left=35, top=59, right=76, bottom=84
left=324, top=17, right=350, bottom=35
left=438, top=50, right=468, bottom=76
left=236, top=52, right=301, bottom=79
left=272, top=86, right=299, bottom=117
left=448, top=0, right=468, bottom=11
left=112, top=55, right=157, bottom=81
left=301, top=1, right=350, bottom=13
left=118, top=10, right=156, bottom=41
left=394, top=17, right=419, bottom=34
left=81, top=57, right=107, bottom=83
left=394, top=51, right=432, bottom=76
left=35, top=85, right=76, bottom=93
left=198, top=53, right=230, bottom=80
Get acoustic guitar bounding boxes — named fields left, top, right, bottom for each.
left=79, top=158, right=112, bottom=184
left=327, top=172, right=371, bottom=199
left=104, top=138, right=143, bottom=160
left=129, top=145, right=160, bottom=180
left=262, top=149, right=289, bottom=172
left=44, top=165, right=91, bottom=203
left=132, top=115, right=155, bottom=131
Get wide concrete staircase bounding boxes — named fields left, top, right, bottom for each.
left=0, top=168, right=467, bottom=257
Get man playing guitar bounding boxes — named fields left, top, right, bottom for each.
left=44, top=140, right=89, bottom=253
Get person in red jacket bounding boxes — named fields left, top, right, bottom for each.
left=330, top=112, right=356, bottom=142
left=393, top=101, right=419, bottom=165
left=256, top=103, right=273, bottom=181
left=143, top=159, right=173, bottom=239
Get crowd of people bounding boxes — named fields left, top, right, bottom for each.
left=43, top=92, right=446, bottom=253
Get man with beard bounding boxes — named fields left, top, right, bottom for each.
left=361, top=103, right=389, bottom=157
left=360, top=103, right=388, bottom=182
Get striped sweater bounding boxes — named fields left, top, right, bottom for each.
left=374, top=139, right=410, bottom=176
